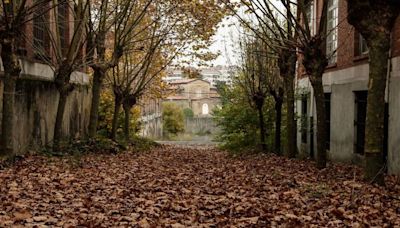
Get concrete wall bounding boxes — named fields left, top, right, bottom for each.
left=330, top=83, right=355, bottom=162
left=139, top=113, right=163, bottom=139
left=0, top=59, right=91, bottom=154
left=184, top=117, right=219, bottom=135
left=163, top=98, right=221, bottom=117
left=388, top=58, right=400, bottom=174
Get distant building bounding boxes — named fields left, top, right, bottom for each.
left=164, top=79, right=220, bottom=117
left=200, top=66, right=233, bottom=87
left=164, top=66, right=234, bottom=87
left=164, top=69, right=184, bottom=83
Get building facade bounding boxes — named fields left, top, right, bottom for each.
left=164, top=79, right=220, bottom=117
left=0, top=2, right=91, bottom=153
left=164, top=66, right=233, bottom=87
left=296, top=0, right=400, bottom=174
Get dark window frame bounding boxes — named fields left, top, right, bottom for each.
left=354, top=91, right=367, bottom=155
left=324, top=93, right=331, bottom=151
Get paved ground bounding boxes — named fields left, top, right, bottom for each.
left=0, top=145, right=399, bottom=227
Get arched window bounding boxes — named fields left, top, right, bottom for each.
left=202, top=103, right=209, bottom=115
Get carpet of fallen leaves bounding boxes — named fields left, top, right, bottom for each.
left=1, top=145, right=400, bottom=227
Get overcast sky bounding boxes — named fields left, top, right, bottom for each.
left=209, top=16, right=241, bottom=67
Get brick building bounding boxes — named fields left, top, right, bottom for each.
left=296, top=0, right=400, bottom=175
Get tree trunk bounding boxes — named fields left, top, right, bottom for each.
left=284, top=76, right=297, bottom=158
left=0, top=40, right=21, bottom=158
left=123, top=102, right=131, bottom=142
left=275, top=98, right=283, bottom=155
left=279, top=50, right=297, bottom=159
left=53, top=91, right=68, bottom=151
left=1, top=77, right=17, bottom=157
left=363, top=36, right=390, bottom=185
left=88, top=68, right=105, bottom=137
left=257, top=105, right=267, bottom=152
left=111, top=96, right=122, bottom=141
left=310, top=76, right=327, bottom=169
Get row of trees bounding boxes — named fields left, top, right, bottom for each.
left=0, top=0, right=231, bottom=154
left=222, top=0, right=400, bottom=185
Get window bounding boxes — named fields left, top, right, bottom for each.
left=326, top=0, right=338, bottom=64
left=301, top=95, right=308, bottom=144
left=57, top=1, right=69, bottom=55
left=324, top=93, right=331, bottom=150
left=354, top=91, right=367, bottom=155
left=202, top=103, right=209, bottom=115
left=355, top=33, right=369, bottom=56
left=33, top=1, right=50, bottom=59
left=305, top=1, right=314, bottom=35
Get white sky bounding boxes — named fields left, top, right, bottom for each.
left=209, top=16, right=241, bottom=66
left=208, top=1, right=286, bottom=67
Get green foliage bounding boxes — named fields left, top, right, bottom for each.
left=98, top=89, right=141, bottom=139
left=183, top=108, right=194, bottom=118
left=213, top=84, right=275, bottom=153
left=162, top=102, right=185, bottom=137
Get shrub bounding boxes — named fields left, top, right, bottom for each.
left=213, top=84, right=275, bottom=153
left=183, top=107, right=194, bottom=118
left=98, top=88, right=141, bottom=139
left=162, top=102, right=185, bottom=137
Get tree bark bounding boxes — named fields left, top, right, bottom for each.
left=279, top=50, right=297, bottom=159
left=363, top=37, right=390, bottom=185
left=274, top=97, right=283, bottom=155
left=346, top=0, right=400, bottom=185
left=0, top=39, right=21, bottom=158
left=88, top=68, right=105, bottom=138
left=123, top=102, right=131, bottom=142
left=53, top=91, right=68, bottom=151
left=257, top=105, right=267, bottom=152
left=310, top=76, right=327, bottom=169
left=111, top=96, right=122, bottom=141
left=284, top=75, right=297, bottom=158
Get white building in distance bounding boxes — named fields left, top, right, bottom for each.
left=164, top=66, right=234, bottom=87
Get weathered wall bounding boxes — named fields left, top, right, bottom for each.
left=0, top=59, right=91, bottom=154
left=0, top=79, right=91, bottom=154
left=295, top=56, right=400, bottom=175
left=139, top=113, right=163, bottom=139
left=191, top=98, right=220, bottom=116
left=388, top=58, right=400, bottom=174
left=184, top=117, right=219, bottom=135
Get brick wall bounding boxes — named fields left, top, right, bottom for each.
left=297, top=0, right=400, bottom=77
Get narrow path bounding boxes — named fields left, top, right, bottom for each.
left=0, top=146, right=399, bottom=227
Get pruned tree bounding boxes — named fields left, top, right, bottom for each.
left=347, top=0, right=400, bottom=185
left=229, top=0, right=343, bottom=168
left=30, top=0, right=89, bottom=151
left=223, top=0, right=298, bottom=158
left=0, top=0, right=53, bottom=157
left=237, top=35, right=273, bottom=151
left=87, top=0, right=231, bottom=138
left=106, top=0, right=194, bottom=142
left=86, top=0, right=155, bottom=137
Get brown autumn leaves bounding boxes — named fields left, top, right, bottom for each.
left=0, top=146, right=399, bottom=227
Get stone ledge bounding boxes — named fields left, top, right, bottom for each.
left=0, top=58, right=90, bottom=85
